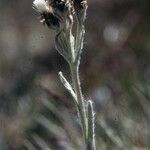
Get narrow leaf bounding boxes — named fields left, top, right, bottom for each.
left=59, top=72, right=78, bottom=104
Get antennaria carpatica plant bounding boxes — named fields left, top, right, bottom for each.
left=32, top=0, right=96, bottom=149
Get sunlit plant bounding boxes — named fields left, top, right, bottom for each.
left=32, top=0, right=96, bottom=149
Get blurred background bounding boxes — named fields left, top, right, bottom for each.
left=0, top=0, right=150, bottom=149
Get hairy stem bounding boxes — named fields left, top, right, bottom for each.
left=70, top=62, right=88, bottom=147
left=87, top=101, right=96, bottom=150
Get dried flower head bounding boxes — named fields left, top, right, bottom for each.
left=33, top=0, right=60, bottom=29
left=33, top=0, right=52, bottom=13
left=33, top=0, right=74, bottom=29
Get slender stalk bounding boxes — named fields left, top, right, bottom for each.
left=69, top=62, right=88, bottom=147
left=69, top=14, right=96, bottom=150
left=87, top=101, right=96, bottom=150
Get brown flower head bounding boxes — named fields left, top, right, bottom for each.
left=33, top=0, right=73, bottom=29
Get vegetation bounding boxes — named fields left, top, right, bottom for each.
left=0, top=0, right=149, bottom=149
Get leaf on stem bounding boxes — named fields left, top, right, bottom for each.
left=59, top=72, right=77, bottom=104
left=55, top=30, right=72, bottom=63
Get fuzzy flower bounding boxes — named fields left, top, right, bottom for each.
left=33, top=0, right=60, bottom=29
left=33, top=0, right=52, bottom=13
left=33, top=0, right=73, bottom=29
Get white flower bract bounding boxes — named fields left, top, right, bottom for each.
left=33, top=0, right=51, bottom=13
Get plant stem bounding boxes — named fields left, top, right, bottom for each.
left=87, top=101, right=96, bottom=150
left=70, top=62, right=88, bottom=148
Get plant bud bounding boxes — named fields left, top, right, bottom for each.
left=33, top=0, right=61, bottom=29
left=33, top=0, right=74, bottom=30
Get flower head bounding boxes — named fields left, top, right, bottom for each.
left=33, top=0, right=74, bottom=30
left=33, top=0, right=52, bottom=13
left=33, top=0, right=61, bottom=29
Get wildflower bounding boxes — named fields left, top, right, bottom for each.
left=32, top=0, right=52, bottom=13
left=33, top=0, right=60, bottom=29
left=32, top=1, right=96, bottom=150
left=33, top=0, right=73, bottom=30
